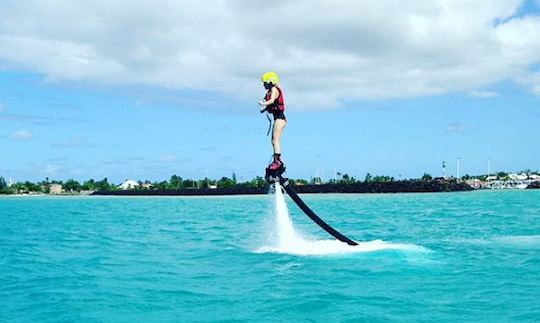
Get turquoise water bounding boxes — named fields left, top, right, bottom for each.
left=1, top=190, right=539, bottom=322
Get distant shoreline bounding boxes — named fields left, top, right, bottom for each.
left=8, top=180, right=540, bottom=197
left=92, top=179, right=474, bottom=196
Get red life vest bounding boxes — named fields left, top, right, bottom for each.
left=265, top=85, right=285, bottom=113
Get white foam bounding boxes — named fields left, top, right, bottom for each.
left=452, top=235, right=540, bottom=249
left=493, top=235, right=540, bottom=248
left=257, top=238, right=425, bottom=256
left=256, top=183, right=425, bottom=256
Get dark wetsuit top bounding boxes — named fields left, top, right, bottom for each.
left=265, top=86, right=286, bottom=121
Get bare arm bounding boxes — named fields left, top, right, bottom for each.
left=260, top=87, right=279, bottom=106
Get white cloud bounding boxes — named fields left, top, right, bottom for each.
left=532, top=84, right=540, bottom=95
left=515, top=70, right=540, bottom=95
left=9, top=129, right=32, bottom=141
left=444, top=122, right=478, bottom=134
left=468, top=90, right=499, bottom=98
left=0, top=0, right=539, bottom=109
left=445, top=123, right=466, bottom=133
left=45, top=164, right=62, bottom=174
left=159, top=154, right=177, bottom=163
left=50, top=136, right=95, bottom=148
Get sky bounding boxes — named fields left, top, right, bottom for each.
left=1, top=0, right=539, bottom=183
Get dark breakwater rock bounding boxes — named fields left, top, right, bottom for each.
left=92, top=179, right=473, bottom=196
left=93, top=186, right=268, bottom=196
left=526, top=182, right=540, bottom=189
left=291, top=179, right=473, bottom=194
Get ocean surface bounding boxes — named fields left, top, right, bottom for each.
left=1, top=189, right=539, bottom=322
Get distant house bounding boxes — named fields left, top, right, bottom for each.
left=141, top=182, right=153, bottom=190
left=119, top=179, right=140, bottom=190
left=509, top=173, right=528, bottom=181
left=49, top=184, right=63, bottom=194
left=466, top=179, right=482, bottom=189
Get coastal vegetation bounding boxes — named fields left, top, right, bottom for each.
left=1, top=170, right=538, bottom=195
left=0, top=176, right=114, bottom=195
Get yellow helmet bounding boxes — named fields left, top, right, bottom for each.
left=261, top=71, right=280, bottom=85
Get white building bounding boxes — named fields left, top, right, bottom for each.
left=141, top=182, right=153, bottom=190
left=509, top=173, right=528, bottom=181
left=119, top=179, right=140, bottom=190
left=466, top=179, right=482, bottom=189
left=49, top=184, right=63, bottom=194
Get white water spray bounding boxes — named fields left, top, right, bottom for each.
left=257, top=183, right=427, bottom=256
left=274, top=182, right=299, bottom=247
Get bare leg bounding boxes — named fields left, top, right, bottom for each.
left=272, top=119, right=286, bottom=154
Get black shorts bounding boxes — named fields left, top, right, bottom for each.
left=273, top=110, right=286, bottom=121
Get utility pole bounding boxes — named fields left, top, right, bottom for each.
left=457, top=158, right=461, bottom=179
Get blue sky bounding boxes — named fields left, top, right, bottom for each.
left=1, top=1, right=539, bottom=183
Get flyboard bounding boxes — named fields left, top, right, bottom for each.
left=265, top=164, right=358, bottom=246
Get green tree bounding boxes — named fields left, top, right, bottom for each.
left=140, top=180, right=152, bottom=190
left=311, top=177, right=323, bottom=185
left=421, top=173, right=433, bottom=181
left=154, top=181, right=168, bottom=190
left=290, top=178, right=308, bottom=186
left=183, top=179, right=197, bottom=189
left=200, top=178, right=214, bottom=189
left=94, top=178, right=111, bottom=191
left=42, top=177, right=51, bottom=193
left=13, top=182, right=27, bottom=194
left=169, top=175, right=183, bottom=189
left=251, top=176, right=266, bottom=188
left=81, top=179, right=96, bottom=190
left=0, top=177, right=7, bottom=193
left=23, top=181, right=43, bottom=192
left=496, top=171, right=509, bottom=180
left=339, top=173, right=351, bottom=184
left=372, top=175, right=392, bottom=183
left=217, top=177, right=235, bottom=188
left=364, top=173, right=372, bottom=183
left=64, top=179, right=82, bottom=192
left=477, top=175, right=488, bottom=181
left=12, top=182, right=41, bottom=194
